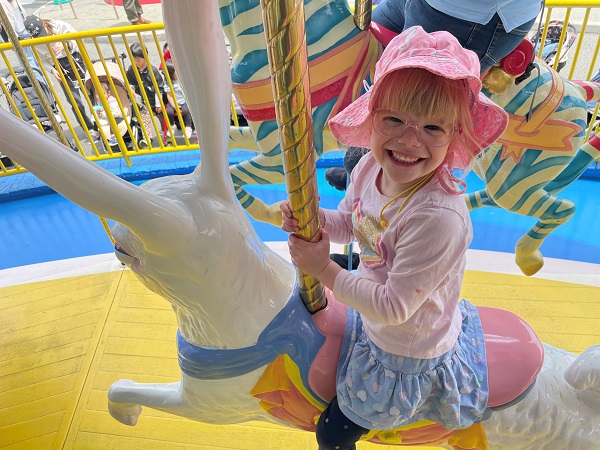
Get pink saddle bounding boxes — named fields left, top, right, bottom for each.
left=478, top=306, right=544, bottom=407
left=310, top=293, right=544, bottom=408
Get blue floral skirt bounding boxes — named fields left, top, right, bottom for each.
left=336, top=300, right=489, bottom=431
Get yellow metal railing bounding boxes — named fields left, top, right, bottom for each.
left=541, top=0, right=600, bottom=79
left=0, top=4, right=599, bottom=177
left=0, top=23, right=213, bottom=175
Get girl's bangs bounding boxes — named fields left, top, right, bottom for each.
left=373, top=68, right=465, bottom=121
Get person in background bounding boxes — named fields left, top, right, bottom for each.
left=125, top=42, right=164, bottom=138
left=159, top=41, right=171, bottom=70
left=372, top=0, right=543, bottom=75
left=126, top=42, right=163, bottom=114
left=123, top=0, right=151, bottom=26
left=24, top=15, right=94, bottom=133
left=163, top=59, right=193, bottom=139
left=0, top=0, right=47, bottom=85
left=91, top=82, right=123, bottom=146
left=281, top=26, right=508, bottom=450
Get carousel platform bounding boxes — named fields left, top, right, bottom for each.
left=1, top=167, right=599, bottom=449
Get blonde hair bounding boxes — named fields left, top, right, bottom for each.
left=371, top=68, right=481, bottom=193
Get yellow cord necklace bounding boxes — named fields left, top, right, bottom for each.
left=379, top=171, right=435, bottom=228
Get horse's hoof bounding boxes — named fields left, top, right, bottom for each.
left=107, top=380, right=143, bottom=425
left=265, top=202, right=284, bottom=227
left=515, top=250, right=544, bottom=276
left=108, top=401, right=142, bottom=426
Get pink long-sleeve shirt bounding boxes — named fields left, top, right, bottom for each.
left=322, top=153, right=472, bottom=359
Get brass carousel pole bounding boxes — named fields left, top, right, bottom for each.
left=353, top=0, right=372, bottom=31
left=259, top=0, right=326, bottom=313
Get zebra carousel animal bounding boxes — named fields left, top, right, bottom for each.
left=223, top=0, right=600, bottom=276
left=0, top=1, right=598, bottom=449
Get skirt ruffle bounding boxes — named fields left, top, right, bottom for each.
left=336, top=300, right=488, bottom=431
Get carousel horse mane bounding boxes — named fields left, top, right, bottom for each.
left=223, top=0, right=382, bottom=225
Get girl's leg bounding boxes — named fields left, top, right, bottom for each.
left=316, top=397, right=368, bottom=450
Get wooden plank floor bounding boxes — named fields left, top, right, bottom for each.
left=1, top=267, right=599, bottom=450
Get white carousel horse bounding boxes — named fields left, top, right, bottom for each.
left=223, top=0, right=600, bottom=276
left=0, top=1, right=598, bottom=448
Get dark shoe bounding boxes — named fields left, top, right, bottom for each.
left=330, top=252, right=360, bottom=270
left=325, top=167, right=347, bottom=191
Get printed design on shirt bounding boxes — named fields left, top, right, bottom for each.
left=352, top=198, right=387, bottom=269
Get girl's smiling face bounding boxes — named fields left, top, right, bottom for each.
left=370, top=111, right=453, bottom=197
left=366, top=68, right=473, bottom=197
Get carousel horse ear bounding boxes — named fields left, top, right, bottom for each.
left=500, top=39, right=535, bottom=76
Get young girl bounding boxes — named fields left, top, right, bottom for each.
left=92, top=82, right=123, bottom=146
left=281, top=26, right=508, bottom=450
left=164, top=59, right=194, bottom=139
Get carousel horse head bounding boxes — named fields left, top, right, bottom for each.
left=470, top=44, right=600, bottom=276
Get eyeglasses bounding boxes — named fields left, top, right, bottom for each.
left=371, top=110, right=457, bottom=147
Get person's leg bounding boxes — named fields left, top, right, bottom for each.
left=371, top=0, right=407, bottom=33
left=62, top=79, right=95, bottom=131
left=17, top=32, right=47, bottom=86
left=122, top=0, right=140, bottom=22
left=180, top=104, right=194, bottom=138
left=344, top=146, right=369, bottom=174
left=475, top=16, right=537, bottom=73
left=180, top=103, right=193, bottom=128
left=133, top=0, right=151, bottom=23
left=402, top=0, right=535, bottom=74
left=316, top=397, right=368, bottom=450
left=134, top=0, right=144, bottom=17
left=166, top=103, right=179, bottom=127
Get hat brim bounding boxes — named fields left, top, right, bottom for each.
left=329, top=56, right=508, bottom=154
left=329, top=90, right=372, bottom=148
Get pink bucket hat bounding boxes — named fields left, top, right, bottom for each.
left=329, top=26, right=508, bottom=155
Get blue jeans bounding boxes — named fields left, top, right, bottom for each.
left=371, top=0, right=536, bottom=73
